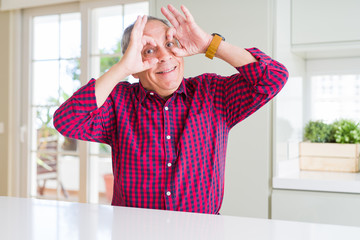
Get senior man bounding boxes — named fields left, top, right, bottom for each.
left=54, top=4, right=288, bottom=214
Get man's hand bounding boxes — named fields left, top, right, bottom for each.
left=119, top=15, right=159, bottom=76
left=161, top=5, right=212, bottom=57
left=95, top=15, right=159, bottom=108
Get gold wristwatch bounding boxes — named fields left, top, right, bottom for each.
left=205, top=33, right=225, bottom=60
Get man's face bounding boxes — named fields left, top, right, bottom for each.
left=133, top=20, right=184, bottom=99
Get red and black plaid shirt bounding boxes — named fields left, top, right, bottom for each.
left=54, top=48, right=288, bottom=214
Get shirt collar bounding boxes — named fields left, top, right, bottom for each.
left=174, top=79, right=187, bottom=98
left=138, top=79, right=187, bottom=103
left=138, top=81, right=148, bottom=103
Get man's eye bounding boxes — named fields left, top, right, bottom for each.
left=144, top=49, right=154, bottom=55
left=166, top=42, right=174, bottom=48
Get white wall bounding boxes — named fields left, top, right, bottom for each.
left=151, top=0, right=275, bottom=218
left=0, top=10, right=11, bottom=196
left=273, top=0, right=305, bottom=173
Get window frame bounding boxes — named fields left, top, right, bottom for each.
left=21, top=0, right=149, bottom=203
left=273, top=56, right=360, bottom=193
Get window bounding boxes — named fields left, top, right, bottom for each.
left=24, top=1, right=149, bottom=204
left=272, top=1, right=360, bottom=194
left=310, top=74, right=360, bottom=123
left=30, top=12, right=82, bottom=201
left=273, top=57, right=360, bottom=192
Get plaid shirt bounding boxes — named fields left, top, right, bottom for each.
left=54, top=48, right=288, bottom=214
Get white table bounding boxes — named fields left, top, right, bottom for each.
left=1, top=197, right=360, bottom=240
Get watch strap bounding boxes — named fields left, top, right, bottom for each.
left=205, top=34, right=223, bottom=60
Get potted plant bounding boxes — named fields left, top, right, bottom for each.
left=299, top=119, right=360, bottom=172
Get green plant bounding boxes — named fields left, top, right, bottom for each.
left=304, top=120, right=333, bottom=143
left=99, top=40, right=122, bottom=75
left=332, top=119, right=360, bottom=143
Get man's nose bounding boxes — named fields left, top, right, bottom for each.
left=157, top=47, right=172, bottom=62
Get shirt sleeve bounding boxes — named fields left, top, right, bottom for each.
left=213, top=48, right=288, bottom=129
left=53, top=78, right=116, bottom=144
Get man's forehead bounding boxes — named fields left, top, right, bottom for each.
left=143, top=20, right=169, bottom=36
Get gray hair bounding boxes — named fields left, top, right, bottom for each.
left=121, top=16, right=171, bottom=54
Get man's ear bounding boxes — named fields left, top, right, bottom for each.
left=132, top=73, right=139, bottom=79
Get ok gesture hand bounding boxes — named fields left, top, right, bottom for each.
left=120, top=15, right=159, bottom=75
left=161, top=5, right=212, bottom=57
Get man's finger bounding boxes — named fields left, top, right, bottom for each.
left=131, top=15, right=145, bottom=40
left=131, top=16, right=142, bottom=34
left=180, top=5, right=194, bottom=22
left=138, top=15, right=147, bottom=33
left=166, top=27, right=176, bottom=41
left=167, top=4, right=186, bottom=24
left=142, top=35, right=157, bottom=47
left=161, top=7, right=179, bottom=28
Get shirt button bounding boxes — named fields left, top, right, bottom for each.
left=149, top=92, right=154, bottom=95
left=164, top=106, right=169, bottom=111
left=166, top=191, right=171, bottom=196
left=166, top=135, right=171, bottom=140
left=167, top=162, right=172, bottom=167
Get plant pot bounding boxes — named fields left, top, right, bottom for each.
left=299, top=142, right=360, bottom=173
left=103, top=174, right=114, bottom=202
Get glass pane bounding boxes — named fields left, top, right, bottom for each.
left=90, top=56, right=121, bottom=78
left=36, top=155, right=79, bottom=201
left=58, top=155, right=80, bottom=201
left=59, top=134, right=78, bottom=152
left=59, top=59, right=81, bottom=104
left=60, top=13, right=81, bottom=58
left=33, top=60, right=59, bottom=106
left=34, top=106, right=58, bottom=152
left=33, top=15, right=59, bottom=60
left=311, top=75, right=360, bottom=122
left=36, top=151, right=58, bottom=198
left=124, top=2, right=149, bottom=28
left=89, top=142, right=111, bottom=155
left=89, top=156, right=112, bottom=204
left=92, top=6, right=123, bottom=55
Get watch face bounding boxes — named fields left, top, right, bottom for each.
left=212, top=33, right=225, bottom=41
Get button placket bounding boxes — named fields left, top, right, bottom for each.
left=163, top=99, right=175, bottom=209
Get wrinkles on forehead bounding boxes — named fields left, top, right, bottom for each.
left=143, top=20, right=169, bottom=38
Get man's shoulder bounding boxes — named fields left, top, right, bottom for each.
left=113, top=80, right=139, bottom=93
left=185, top=73, right=218, bottom=84
left=183, top=73, right=222, bottom=98
left=184, top=72, right=223, bottom=89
